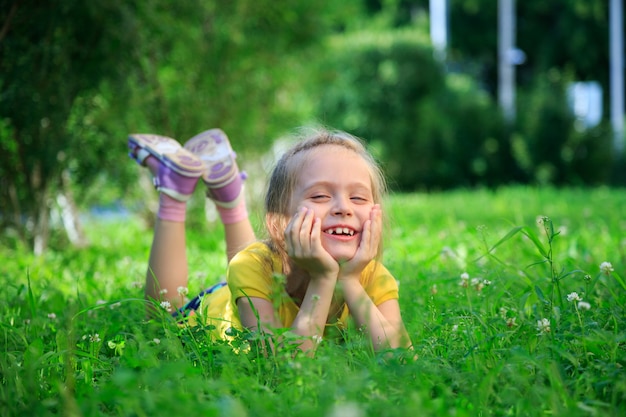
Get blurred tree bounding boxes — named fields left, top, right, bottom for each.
left=0, top=0, right=142, bottom=253
left=0, top=0, right=360, bottom=253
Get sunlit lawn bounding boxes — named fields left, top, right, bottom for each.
left=1, top=186, right=625, bottom=416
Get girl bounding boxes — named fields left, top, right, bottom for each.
left=128, top=127, right=411, bottom=352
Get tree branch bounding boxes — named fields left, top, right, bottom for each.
left=0, top=0, right=21, bottom=44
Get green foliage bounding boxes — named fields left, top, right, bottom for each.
left=0, top=0, right=148, bottom=249
left=513, top=73, right=614, bottom=185
left=0, top=0, right=359, bottom=251
left=443, top=0, right=610, bottom=95
left=1, top=187, right=625, bottom=416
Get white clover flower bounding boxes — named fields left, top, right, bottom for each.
left=506, top=317, right=517, bottom=328
left=470, top=277, right=487, bottom=292
left=89, top=333, right=101, bottom=343
left=312, top=335, right=323, bottom=345
left=499, top=307, right=508, bottom=318
left=430, top=284, right=438, bottom=295
left=482, top=279, right=492, bottom=286
left=160, top=301, right=172, bottom=312
left=47, top=313, right=57, bottom=320
left=577, top=301, right=591, bottom=311
left=441, top=246, right=455, bottom=260
left=451, top=324, right=459, bottom=332
left=600, top=262, right=614, bottom=275
left=159, top=288, right=168, bottom=295
left=566, top=292, right=582, bottom=302
left=536, top=318, right=551, bottom=334
left=177, top=286, right=189, bottom=296
left=152, top=338, right=161, bottom=345
left=459, top=272, right=469, bottom=287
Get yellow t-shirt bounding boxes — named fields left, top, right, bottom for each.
left=194, top=242, right=399, bottom=340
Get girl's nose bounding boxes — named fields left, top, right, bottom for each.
left=332, top=196, right=353, bottom=216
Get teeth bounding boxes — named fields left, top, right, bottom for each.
left=326, top=227, right=354, bottom=236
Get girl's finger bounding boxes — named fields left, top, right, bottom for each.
left=310, top=216, right=322, bottom=253
left=361, top=219, right=372, bottom=253
left=286, top=207, right=307, bottom=256
left=369, top=205, right=382, bottom=250
left=298, top=208, right=316, bottom=254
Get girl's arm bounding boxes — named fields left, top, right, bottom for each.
left=338, top=281, right=411, bottom=349
left=238, top=207, right=339, bottom=353
left=237, top=276, right=336, bottom=354
left=338, top=205, right=411, bottom=350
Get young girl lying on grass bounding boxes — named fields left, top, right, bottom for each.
left=128, top=126, right=411, bottom=353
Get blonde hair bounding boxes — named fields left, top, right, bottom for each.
left=264, top=126, right=387, bottom=270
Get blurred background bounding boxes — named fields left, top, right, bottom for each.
left=1, top=0, right=623, bottom=253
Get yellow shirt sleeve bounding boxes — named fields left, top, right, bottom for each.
left=227, top=242, right=282, bottom=302
left=361, top=261, right=399, bottom=305
left=332, top=261, right=399, bottom=330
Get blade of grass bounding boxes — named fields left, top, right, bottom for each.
left=474, top=226, right=524, bottom=262
left=26, top=269, right=37, bottom=319
left=521, top=227, right=548, bottom=259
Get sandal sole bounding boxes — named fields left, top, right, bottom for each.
left=128, top=134, right=204, bottom=178
left=184, top=129, right=238, bottom=186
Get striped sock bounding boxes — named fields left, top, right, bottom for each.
left=158, top=193, right=187, bottom=222
left=215, top=198, right=248, bottom=224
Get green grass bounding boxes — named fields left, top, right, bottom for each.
left=1, top=186, right=625, bottom=416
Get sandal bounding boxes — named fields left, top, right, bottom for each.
left=184, top=129, right=246, bottom=208
left=128, top=133, right=205, bottom=201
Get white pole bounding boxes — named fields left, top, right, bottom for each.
left=610, top=0, right=624, bottom=157
left=498, top=0, right=515, bottom=123
left=429, top=0, right=448, bottom=62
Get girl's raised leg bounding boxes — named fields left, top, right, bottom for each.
left=184, top=129, right=256, bottom=262
left=145, top=218, right=188, bottom=309
left=128, top=134, right=204, bottom=310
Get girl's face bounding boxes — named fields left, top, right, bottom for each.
left=289, top=145, right=376, bottom=262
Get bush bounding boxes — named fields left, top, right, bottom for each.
left=513, top=74, right=615, bottom=185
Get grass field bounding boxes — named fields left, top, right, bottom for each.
left=1, top=186, right=625, bottom=416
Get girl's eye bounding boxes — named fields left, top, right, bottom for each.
left=351, top=196, right=368, bottom=202
left=311, top=195, right=329, bottom=200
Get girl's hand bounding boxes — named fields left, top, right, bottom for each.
left=339, top=204, right=382, bottom=281
left=285, top=207, right=339, bottom=279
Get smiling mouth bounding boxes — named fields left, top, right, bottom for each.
left=324, top=227, right=355, bottom=236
